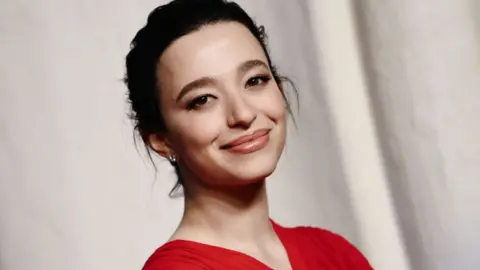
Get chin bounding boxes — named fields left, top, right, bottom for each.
left=209, top=129, right=285, bottom=186
left=238, top=165, right=277, bottom=183
left=234, top=139, right=284, bottom=184
left=223, top=152, right=281, bottom=185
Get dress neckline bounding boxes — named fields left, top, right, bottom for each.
left=163, top=219, right=298, bottom=269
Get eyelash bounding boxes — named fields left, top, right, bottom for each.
left=245, top=75, right=271, bottom=88
left=187, top=94, right=215, bottom=110
left=186, top=75, right=272, bottom=110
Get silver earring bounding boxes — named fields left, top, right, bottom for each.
left=168, top=155, right=177, bottom=163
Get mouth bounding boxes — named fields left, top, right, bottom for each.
left=221, top=128, right=271, bottom=154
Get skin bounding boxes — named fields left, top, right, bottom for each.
left=149, top=22, right=290, bottom=269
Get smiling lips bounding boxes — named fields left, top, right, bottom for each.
left=221, top=128, right=271, bottom=154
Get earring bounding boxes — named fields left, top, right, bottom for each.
left=168, top=154, right=177, bottom=163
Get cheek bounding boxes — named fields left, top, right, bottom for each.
left=168, top=113, right=221, bottom=155
left=258, top=85, right=287, bottom=122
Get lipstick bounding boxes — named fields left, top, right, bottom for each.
left=221, top=129, right=270, bottom=154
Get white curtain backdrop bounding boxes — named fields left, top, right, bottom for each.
left=351, top=0, right=480, bottom=269
left=1, top=0, right=479, bottom=269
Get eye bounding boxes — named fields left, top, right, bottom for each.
left=245, top=75, right=271, bottom=88
left=187, top=94, right=215, bottom=110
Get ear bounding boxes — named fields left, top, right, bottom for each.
left=147, top=133, right=175, bottom=159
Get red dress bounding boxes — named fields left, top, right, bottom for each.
left=143, top=220, right=373, bottom=269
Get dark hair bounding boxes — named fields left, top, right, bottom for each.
left=124, top=0, right=297, bottom=196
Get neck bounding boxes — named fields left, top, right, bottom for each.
left=176, top=179, right=275, bottom=246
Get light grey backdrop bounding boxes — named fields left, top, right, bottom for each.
left=354, top=0, right=480, bottom=269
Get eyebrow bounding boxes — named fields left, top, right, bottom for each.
left=175, top=59, right=269, bottom=102
left=238, top=59, right=268, bottom=75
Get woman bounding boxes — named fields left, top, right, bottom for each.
left=124, top=0, right=372, bottom=269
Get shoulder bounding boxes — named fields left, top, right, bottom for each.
left=274, top=222, right=373, bottom=269
left=289, top=225, right=361, bottom=249
left=142, top=241, right=210, bottom=270
left=273, top=220, right=356, bottom=246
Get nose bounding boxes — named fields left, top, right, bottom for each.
left=226, top=94, right=257, bottom=129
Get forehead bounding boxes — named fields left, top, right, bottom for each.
left=157, top=22, right=268, bottom=84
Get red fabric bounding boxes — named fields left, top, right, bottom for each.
left=143, top=221, right=373, bottom=269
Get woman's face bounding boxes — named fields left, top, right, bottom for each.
left=152, top=22, right=286, bottom=187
